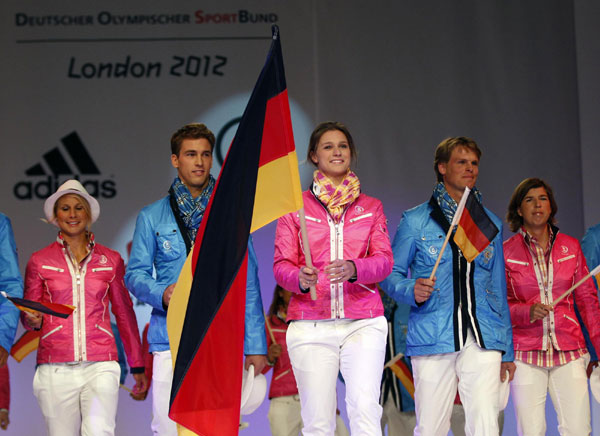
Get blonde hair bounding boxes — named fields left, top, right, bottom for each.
left=54, top=194, right=93, bottom=229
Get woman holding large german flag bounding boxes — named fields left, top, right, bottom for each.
left=504, top=177, right=600, bottom=435
left=22, top=179, right=147, bottom=436
left=273, top=121, right=393, bottom=435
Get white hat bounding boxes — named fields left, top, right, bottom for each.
left=240, top=365, right=267, bottom=416
left=498, top=369, right=510, bottom=410
left=44, top=179, right=100, bottom=226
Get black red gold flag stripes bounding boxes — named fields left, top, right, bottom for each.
left=1, top=291, right=75, bottom=319
left=453, top=190, right=499, bottom=262
left=10, top=330, right=41, bottom=362
left=166, top=25, right=303, bottom=435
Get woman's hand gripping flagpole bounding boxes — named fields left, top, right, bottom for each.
left=298, top=208, right=318, bottom=300
left=428, top=187, right=470, bottom=281
left=550, top=264, right=600, bottom=308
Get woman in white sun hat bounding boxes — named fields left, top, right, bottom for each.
left=22, top=179, right=147, bottom=436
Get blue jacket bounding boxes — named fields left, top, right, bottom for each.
left=0, top=213, right=23, bottom=353
left=381, top=198, right=514, bottom=362
left=580, top=223, right=600, bottom=361
left=124, top=196, right=266, bottom=355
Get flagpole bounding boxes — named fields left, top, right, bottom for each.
left=428, top=187, right=470, bottom=280
left=550, top=264, right=600, bottom=308
left=298, top=208, right=317, bottom=300
left=384, top=351, right=405, bottom=368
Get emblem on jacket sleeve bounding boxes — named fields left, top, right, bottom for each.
left=428, top=246, right=438, bottom=255
left=99, top=255, right=108, bottom=265
left=561, top=245, right=568, bottom=254
left=163, top=240, right=172, bottom=251
left=355, top=205, right=365, bottom=214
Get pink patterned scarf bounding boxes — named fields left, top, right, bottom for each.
left=312, top=170, right=360, bottom=222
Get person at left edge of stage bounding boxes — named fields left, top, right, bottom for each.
left=504, top=177, right=600, bottom=436
left=0, top=213, right=23, bottom=369
left=380, top=136, right=514, bottom=436
left=22, top=180, right=147, bottom=436
left=274, top=121, right=393, bottom=436
left=0, top=213, right=24, bottom=432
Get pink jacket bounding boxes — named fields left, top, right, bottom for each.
left=274, top=190, right=393, bottom=321
left=261, top=315, right=297, bottom=399
left=504, top=231, right=600, bottom=353
left=24, top=240, right=143, bottom=369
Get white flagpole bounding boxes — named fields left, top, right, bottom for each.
left=551, top=264, right=600, bottom=308
left=428, top=187, right=470, bottom=281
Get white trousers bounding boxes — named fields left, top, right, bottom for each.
left=511, top=357, right=591, bottom=436
left=287, top=316, right=387, bottom=436
left=268, top=395, right=350, bottom=436
left=411, top=330, right=502, bottom=436
left=269, top=395, right=303, bottom=436
left=33, top=361, right=120, bottom=436
left=151, top=350, right=178, bottom=436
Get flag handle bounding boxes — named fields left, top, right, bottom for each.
left=384, top=351, right=405, bottom=369
left=298, top=208, right=317, bottom=300
left=550, top=265, right=600, bottom=308
left=428, top=224, right=455, bottom=280
left=264, top=311, right=277, bottom=345
left=428, top=188, right=470, bottom=281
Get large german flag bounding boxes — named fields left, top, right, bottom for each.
left=166, top=25, right=303, bottom=435
left=453, top=189, right=498, bottom=262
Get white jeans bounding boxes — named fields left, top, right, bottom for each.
left=411, top=330, right=502, bottom=436
left=511, top=357, right=590, bottom=436
left=33, top=361, right=120, bottom=436
left=151, top=350, right=177, bottom=436
left=268, top=395, right=350, bottom=436
left=269, top=395, right=303, bottom=436
left=287, top=316, right=387, bottom=436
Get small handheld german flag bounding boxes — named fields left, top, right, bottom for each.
left=1, top=291, right=75, bottom=319
left=10, top=330, right=41, bottom=362
left=384, top=352, right=415, bottom=399
left=453, top=188, right=499, bottom=262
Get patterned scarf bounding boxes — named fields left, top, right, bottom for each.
left=170, top=176, right=215, bottom=242
left=432, top=182, right=482, bottom=224
left=311, top=170, right=360, bottom=223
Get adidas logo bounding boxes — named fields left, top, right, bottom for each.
left=13, top=131, right=117, bottom=200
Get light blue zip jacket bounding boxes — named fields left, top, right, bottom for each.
left=0, top=213, right=23, bottom=354
left=381, top=198, right=514, bottom=362
left=125, top=196, right=266, bottom=355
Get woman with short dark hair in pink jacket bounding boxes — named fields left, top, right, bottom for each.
left=23, top=180, right=148, bottom=436
left=274, top=121, right=393, bottom=435
left=504, top=177, right=600, bottom=436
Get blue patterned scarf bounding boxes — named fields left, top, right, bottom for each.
left=170, top=176, right=215, bottom=242
left=433, top=182, right=482, bottom=224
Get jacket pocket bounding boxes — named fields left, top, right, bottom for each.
left=91, top=267, right=113, bottom=272
left=41, top=265, right=64, bottom=272
left=475, top=245, right=495, bottom=271
left=155, top=225, right=183, bottom=262
left=95, top=324, right=114, bottom=338
left=416, top=233, right=447, bottom=267
left=41, top=325, right=63, bottom=340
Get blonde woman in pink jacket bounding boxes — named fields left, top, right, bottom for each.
left=274, top=121, right=393, bottom=436
left=23, top=180, right=147, bottom=436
